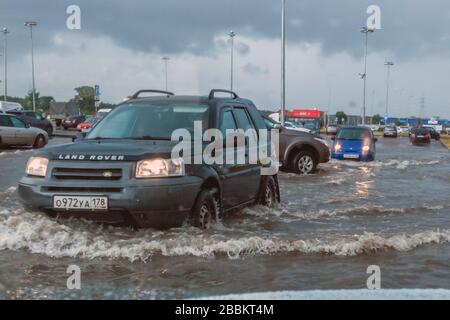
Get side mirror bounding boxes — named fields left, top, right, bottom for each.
left=72, top=131, right=87, bottom=142
left=374, top=138, right=378, bottom=143
left=26, top=123, right=31, bottom=128
left=331, top=136, right=336, bottom=141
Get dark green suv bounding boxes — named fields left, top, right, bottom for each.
left=19, top=89, right=280, bottom=229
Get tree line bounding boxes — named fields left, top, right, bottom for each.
left=4, top=86, right=115, bottom=115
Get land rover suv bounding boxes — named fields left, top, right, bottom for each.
left=18, top=89, right=280, bottom=229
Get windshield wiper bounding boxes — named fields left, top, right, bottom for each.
left=124, top=136, right=171, bottom=141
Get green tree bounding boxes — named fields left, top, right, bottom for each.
left=38, top=96, right=55, bottom=113
left=23, top=90, right=40, bottom=110
left=335, top=111, right=347, bottom=125
left=372, top=114, right=382, bottom=124
left=74, top=86, right=95, bottom=115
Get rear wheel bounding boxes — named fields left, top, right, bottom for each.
left=190, top=189, right=218, bottom=230
left=45, top=126, right=53, bottom=137
left=33, top=135, right=46, bottom=149
left=291, top=150, right=317, bottom=174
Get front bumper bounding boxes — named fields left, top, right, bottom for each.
left=331, top=151, right=374, bottom=162
left=18, top=166, right=203, bottom=228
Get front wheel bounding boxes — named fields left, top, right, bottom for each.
left=257, top=176, right=279, bottom=208
left=190, top=189, right=218, bottom=230
left=33, top=135, right=46, bottom=149
left=291, top=150, right=317, bottom=174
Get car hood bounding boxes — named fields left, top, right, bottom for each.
left=337, top=139, right=364, bottom=151
left=40, top=139, right=181, bottom=161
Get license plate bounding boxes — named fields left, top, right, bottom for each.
left=344, top=154, right=359, bottom=159
left=417, top=135, right=424, bottom=138
left=53, top=196, right=108, bottom=210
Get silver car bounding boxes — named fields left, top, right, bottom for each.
left=0, top=114, right=48, bottom=148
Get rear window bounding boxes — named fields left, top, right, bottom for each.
left=337, top=128, right=371, bottom=140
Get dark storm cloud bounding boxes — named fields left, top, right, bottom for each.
left=1, top=0, right=450, bottom=59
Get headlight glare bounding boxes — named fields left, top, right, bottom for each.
left=136, top=158, right=185, bottom=178
left=26, top=157, right=48, bottom=177
left=334, top=143, right=342, bottom=152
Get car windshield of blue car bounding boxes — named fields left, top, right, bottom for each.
left=337, top=128, right=371, bottom=140
left=87, top=102, right=210, bottom=140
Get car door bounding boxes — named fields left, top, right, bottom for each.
left=231, top=107, right=262, bottom=203
left=0, top=115, right=16, bottom=145
left=216, top=108, right=242, bottom=209
left=10, top=116, right=35, bottom=145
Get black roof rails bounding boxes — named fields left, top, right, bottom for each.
left=131, top=90, right=174, bottom=99
left=208, top=89, right=239, bottom=100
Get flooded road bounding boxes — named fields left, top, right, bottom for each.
left=0, top=137, right=449, bottom=299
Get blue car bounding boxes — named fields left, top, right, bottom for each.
left=331, top=126, right=377, bottom=161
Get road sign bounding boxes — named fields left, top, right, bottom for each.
left=94, top=85, right=100, bottom=101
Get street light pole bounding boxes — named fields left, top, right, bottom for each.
left=360, top=26, right=374, bottom=125
left=162, top=56, right=170, bottom=91
left=228, top=31, right=235, bottom=93
left=280, top=0, right=286, bottom=126
left=25, top=21, right=38, bottom=111
left=384, top=61, right=394, bottom=118
left=1, top=27, right=9, bottom=101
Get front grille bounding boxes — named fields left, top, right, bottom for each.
left=52, top=167, right=122, bottom=180
left=42, top=186, right=123, bottom=193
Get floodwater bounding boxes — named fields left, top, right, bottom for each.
left=0, top=137, right=449, bottom=299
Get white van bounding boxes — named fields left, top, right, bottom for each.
left=0, top=101, right=24, bottom=113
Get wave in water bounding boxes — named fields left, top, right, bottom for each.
left=1, top=208, right=449, bottom=261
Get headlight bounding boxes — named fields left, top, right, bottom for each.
left=136, top=158, right=185, bottom=178
left=26, top=157, right=48, bottom=177
left=314, top=137, right=329, bottom=148
left=334, top=143, right=342, bottom=152
left=362, top=145, right=370, bottom=152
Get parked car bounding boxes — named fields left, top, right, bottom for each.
left=263, top=117, right=330, bottom=174
left=97, top=108, right=113, bottom=118
left=424, top=127, right=440, bottom=140
left=383, top=126, right=398, bottom=138
left=0, top=114, right=48, bottom=148
left=331, top=126, right=377, bottom=161
left=409, top=128, right=431, bottom=145
left=397, top=126, right=411, bottom=134
left=0, top=101, right=24, bottom=113
left=6, top=110, right=53, bottom=137
left=62, top=115, right=86, bottom=130
left=18, top=89, right=280, bottom=229
left=76, top=116, right=101, bottom=132
left=326, top=124, right=338, bottom=135
left=283, top=121, right=312, bottom=133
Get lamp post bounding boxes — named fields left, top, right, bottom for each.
left=228, top=31, right=235, bottom=93
left=360, top=26, right=374, bottom=125
left=162, top=56, right=170, bottom=91
left=384, top=61, right=394, bottom=118
left=25, top=21, right=38, bottom=111
left=280, top=0, right=286, bottom=126
left=2, top=27, right=9, bottom=101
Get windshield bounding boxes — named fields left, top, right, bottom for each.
left=412, top=128, right=429, bottom=135
left=87, top=102, right=210, bottom=139
left=337, top=128, right=371, bottom=140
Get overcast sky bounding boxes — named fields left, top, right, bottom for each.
left=1, top=0, right=450, bottom=118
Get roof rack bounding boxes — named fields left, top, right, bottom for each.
left=131, top=90, right=174, bottom=99
left=208, top=89, right=239, bottom=100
